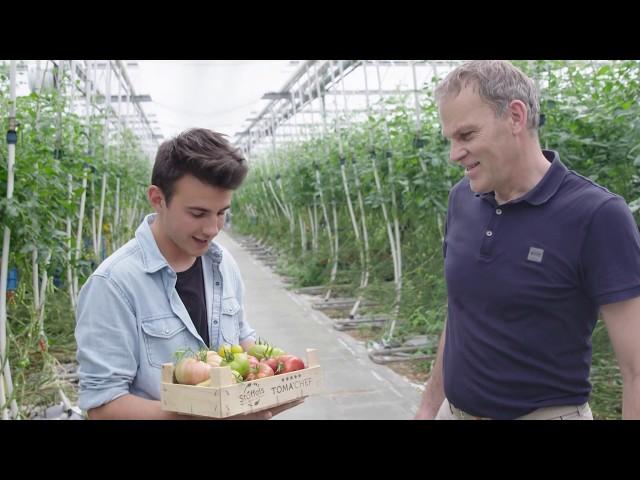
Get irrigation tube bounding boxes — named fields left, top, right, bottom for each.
left=113, top=69, right=122, bottom=249
left=66, top=173, right=75, bottom=310
left=329, top=60, right=367, bottom=314
left=267, top=117, right=291, bottom=221
left=96, top=173, right=107, bottom=262
left=374, top=60, right=403, bottom=341
left=413, top=61, right=446, bottom=243
left=73, top=170, right=89, bottom=304
left=114, top=176, right=120, bottom=249
left=362, top=62, right=400, bottom=312
left=96, top=61, right=112, bottom=263
left=338, top=60, right=371, bottom=318
left=313, top=62, right=339, bottom=300
left=37, top=251, right=52, bottom=343
left=66, top=61, right=76, bottom=310
left=290, top=91, right=307, bottom=253
left=411, top=60, right=429, bottom=175
left=330, top=61, right=360, bottom=245
left=308, top=205, right=317, bottom=252
left=1, top=61, right=20, bottom=419
left=255, top=129, right=281, bottom=230
left=297, top=86, right=319, bottom=252
left=304, top=64, right=320, bottom=253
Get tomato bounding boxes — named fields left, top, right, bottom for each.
left=245, top=362, right=275, bottom=380
left=206, top=351, right=222, bottom=367
left=270, top=347, right=286, bottom=358
left=174, top=357, right=212, bottom=385
left=221, top=352, right=250, bottom=378
left=231, top=344, right=244, bottom=354
left=218, top=344, right=232, bottom=357
left=247, top=344, right=268, bottom=359
left=261, top=358, right=278, bottom=373
left=247, top=342, right=286, bottom=360
left=247, top=355, right=260, bottom=369
left=275, top=355, right=305, bottom=374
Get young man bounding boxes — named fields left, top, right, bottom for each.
left=76, top=128, right=299, bottom=419
left=415, top=61, right=640, bottom=420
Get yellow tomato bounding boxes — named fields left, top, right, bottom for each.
left=218, top=344, right=232, bottom=357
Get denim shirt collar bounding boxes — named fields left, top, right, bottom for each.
left=135, top=213, right=223, bottom=274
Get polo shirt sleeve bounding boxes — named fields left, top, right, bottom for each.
left=75, top=274, right=139, bottom=412
left=580, top=196, right=640, bottom=306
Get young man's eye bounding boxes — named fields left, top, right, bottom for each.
left=191, top=212, right=205, bottom=218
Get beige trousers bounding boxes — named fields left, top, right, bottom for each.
left=436, top=398, right=593, bottom=420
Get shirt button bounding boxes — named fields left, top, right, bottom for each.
left=486, top=230, right=493, bottom=237
left=164, top=328, right=169, bottom=334
left=215, top=282, right=220, bottom=286
left=495, top=208, right=502, bottom=215
left=213, top=320, right=218, bottom=325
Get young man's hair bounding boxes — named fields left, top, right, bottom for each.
left=434, top=60, right=541, bottom=131
left=152, top=128, right=248, bottom=203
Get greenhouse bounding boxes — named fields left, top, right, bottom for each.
left=1, top=60, right=639, bottom=420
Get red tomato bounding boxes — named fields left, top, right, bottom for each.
left=262, top=358, right=278, bottom=373
left=247, top=355, right=260, bottom=368
left=275, top=355, right=305, bottom=374
left=245, top=362, right=275, bottom=380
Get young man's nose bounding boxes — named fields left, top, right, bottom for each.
left=202, top=219, right=220, bottom=237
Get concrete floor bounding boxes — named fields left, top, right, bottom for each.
left=216, top=230, right=423, bottom=420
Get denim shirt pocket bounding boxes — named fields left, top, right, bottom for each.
left=141, top=315, right=192, bottom=368
left=220, top=296, right=241, bottom=345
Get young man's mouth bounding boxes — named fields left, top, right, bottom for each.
left=193, top=237, right=209, bottom=246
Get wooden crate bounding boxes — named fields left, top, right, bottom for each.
left=161, top=348, right=321, bottom=418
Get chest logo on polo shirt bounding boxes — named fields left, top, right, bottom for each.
left=527, top=247, right=544, bottom=263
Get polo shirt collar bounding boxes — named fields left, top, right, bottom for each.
left=480, top=150, right=567, bottom=206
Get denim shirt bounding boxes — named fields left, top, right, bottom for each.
left=75, top=213, right=256, bottom=412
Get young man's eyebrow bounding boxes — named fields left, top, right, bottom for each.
left=188, top=205, right=231, bottom=214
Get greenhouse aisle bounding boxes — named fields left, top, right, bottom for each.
left=215, top=230, right=423, bottom=420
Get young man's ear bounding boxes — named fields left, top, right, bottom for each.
left=508, top=99, right=528, bottom=135
left=148, top=185, right=165, bottom=212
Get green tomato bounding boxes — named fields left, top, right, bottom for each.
left=247, top=344, right=268, bottom=360
left=228, top=353, right=250, bottom=378
left=270, top=347, right=286, bottom=358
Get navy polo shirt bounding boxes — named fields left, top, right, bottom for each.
left=442, top=150, right=640, bottom=419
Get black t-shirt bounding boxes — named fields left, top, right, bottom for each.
left=175, top=256, right=209, bottom=347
